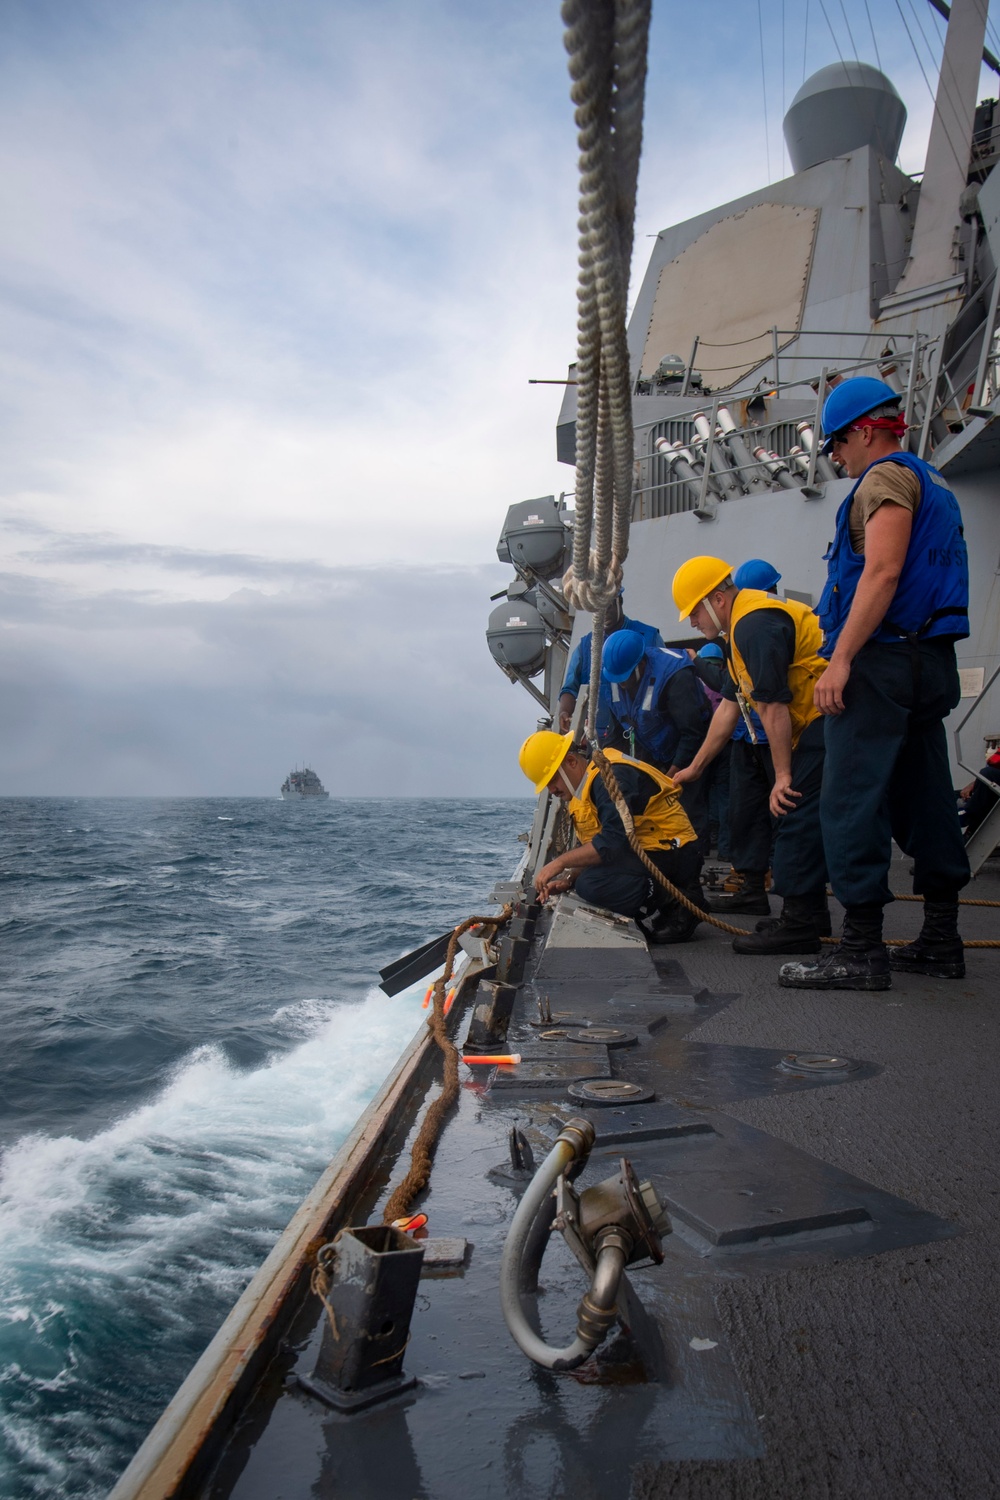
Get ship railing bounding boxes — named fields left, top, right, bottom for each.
left=953, top=662, right=1000, bottom=877
left=631, top=316, right=1000, bottom=520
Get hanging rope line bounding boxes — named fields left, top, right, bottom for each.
left=561, top=0, right=650, bottom=739
left=381, top=908, right=511, bottom=1225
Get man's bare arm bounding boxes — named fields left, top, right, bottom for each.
left=756, top=701, right=797, bottom=815
left=672, top=699, right=740, bottom=784
left=815, top=501, right=912, bottom=716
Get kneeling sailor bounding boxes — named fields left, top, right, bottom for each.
left=518, top=731, right=703, bottom=943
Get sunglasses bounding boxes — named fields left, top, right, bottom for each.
left=829, top=427, right=857, bottom=448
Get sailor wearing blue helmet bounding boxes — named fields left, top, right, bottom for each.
left=781, top=376, right=971, bottom=993
left=601, top=629, right=713, bottom=850
left=558, top=592, right=662, bottom=742
left=732, top=559, right=782, bottom=593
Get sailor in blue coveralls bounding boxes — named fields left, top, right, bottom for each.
left=780, top=377, right=971, bottom=991
left=557, top=593, right=662, bottom=741
left=600, top=630, right=713, bottom=851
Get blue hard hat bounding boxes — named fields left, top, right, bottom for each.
left=821, top=377, right=900, bottom=451
left=602, top=629, right=645, bottom=683
left=697, top=642, right=724, bottom=659
left=733, top=558, right=782, bottom=592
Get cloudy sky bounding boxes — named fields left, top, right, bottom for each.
left=1, top=0, right=996, bottom=795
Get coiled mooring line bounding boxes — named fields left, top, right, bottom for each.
left=381, top=907, right=512, bottom=1225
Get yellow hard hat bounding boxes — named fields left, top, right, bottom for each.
left=671, top=555, right=734, bottom=622
left=519, top=730, right=574, bottom=794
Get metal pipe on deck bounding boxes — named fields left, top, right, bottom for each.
left=753, top=446, right=799, bottom=490
left=692, top=410, right=739, bottom=494
left=716, top=406, right=769, bottom=490
left=653, top=438, right=719, bottom=508
left=795, top=421, right=840, bottom=482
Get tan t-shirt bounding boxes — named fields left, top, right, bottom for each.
left=848, top=460, right=921, bottom=552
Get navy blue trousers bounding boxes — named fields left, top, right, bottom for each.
left=575, top=842, right=702, bottom=918
left=768, top=716, right=828, bottom=899
left=728, top=738, right=774, bottom=874
left=706, top=741, right=732, bottom=860
left=821, top=639, right=970, bottom=907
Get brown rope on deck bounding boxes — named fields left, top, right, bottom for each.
left=592, top=747, right=755, bottom=937
left=382, top=907, right=512, bottom=1225
left=891, top=893, right=1000, bottom=908
left=592, top=749, right=1000, bottom=948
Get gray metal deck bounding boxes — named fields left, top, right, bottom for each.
left=202, top=857, right=1000, bottom=1500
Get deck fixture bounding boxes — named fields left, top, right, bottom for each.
left=499, top=1117, right=669, bottom=1371
left=299, top=1226, right=425, bottom=1413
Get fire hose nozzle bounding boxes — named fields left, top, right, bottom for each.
left=555, top=1116, right=596, bottom=1163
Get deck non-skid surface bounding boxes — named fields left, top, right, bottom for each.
left=209, top=861, right=1000, bottom=1500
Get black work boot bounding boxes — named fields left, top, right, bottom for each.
left=732, top=894, right=826, bottom=955
left=704, top=871, right=771, bottom=916
left=888, top=899, right=965, bottom=979
left=779, top=904, right=890, bottom=990
left=639, top=888, right=702, bottom=945
left=755, top=903, right=833, bottom=937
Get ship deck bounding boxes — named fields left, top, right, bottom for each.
left=190, top=854, right=1000, bottom=1500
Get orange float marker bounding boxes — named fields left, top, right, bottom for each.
left=442, top=987, right=457, bottom=1017
left=461, top=1053, right=521, bottom=1066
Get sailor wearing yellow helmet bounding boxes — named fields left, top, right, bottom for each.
left=670, top=556, right=829, bottom=955
left=517, top=731, right=704, bottom=944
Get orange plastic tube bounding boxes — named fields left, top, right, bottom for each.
left=392, top=1212, right=429, bottom=1233
left=461, top=1053, right=521, bottom=1066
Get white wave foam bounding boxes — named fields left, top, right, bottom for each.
left=0, top=986, right=426, bottom=1496
left=0, top=987, right=419, bottom=1273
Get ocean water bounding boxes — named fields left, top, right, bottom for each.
left=0, top=796, right=530, bottom=1499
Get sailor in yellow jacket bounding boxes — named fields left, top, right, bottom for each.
left=518, top=731, right=704, bottom=944
left=671, top=555, right=829, bottom=955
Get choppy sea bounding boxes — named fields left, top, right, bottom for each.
left=0, top=796, right=530, bottom=1499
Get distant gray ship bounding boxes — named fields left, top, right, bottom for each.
left=279, top=767, right=329, bottom=800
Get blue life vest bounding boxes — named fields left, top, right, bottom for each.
left=817, top=452, right=969, bottom=658
left=561, top=616, right=663, bottom=744
left=608, top=647, right=707, bottom=767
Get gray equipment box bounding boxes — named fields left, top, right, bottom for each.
left=486, top=600, right=547, bottom=676
left=496, top=496, right=569, bottom=579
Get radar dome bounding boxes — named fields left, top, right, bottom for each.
left=783, top=61, right=906, bottom=172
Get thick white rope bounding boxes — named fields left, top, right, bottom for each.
left=561, top=0, right=651, bottom=739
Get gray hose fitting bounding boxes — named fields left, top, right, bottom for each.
left=499, top=1117, right=618, bottom=1371
left=574, top=1227, right=630, bottom=1350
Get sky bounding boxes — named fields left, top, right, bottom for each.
left=1, top=0, right=997, bottom=795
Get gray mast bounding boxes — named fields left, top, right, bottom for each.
left=890, top=0, right=989, bottom=305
